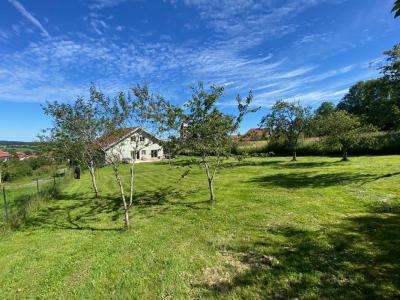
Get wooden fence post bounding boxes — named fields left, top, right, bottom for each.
left=2, top=186, right=8, bottom=220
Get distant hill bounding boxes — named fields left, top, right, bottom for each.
left=0, top=140, right=36, bottom=146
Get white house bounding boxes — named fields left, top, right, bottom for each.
left=99, top=127, right=164, bottom=163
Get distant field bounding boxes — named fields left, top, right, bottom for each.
left=0, top=156, right=399, bottom=299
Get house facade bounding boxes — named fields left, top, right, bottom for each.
left=101, top=127, right=164, bottom=162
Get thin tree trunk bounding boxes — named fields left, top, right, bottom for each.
left=88, top=165, right=99, bottom=198
left=207, top=177, right=215, bottom=203
left=292, top=149, right=297, bottom=161
left=112, top=163, right=129, bottom=229
left=203, top=159, right=216, bottom=204
left=342, top=148, right=348, bottom=161
left=129, top=163, right=134, bottom=207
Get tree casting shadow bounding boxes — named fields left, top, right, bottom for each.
left=249, top=171, right=384, bottom=188
left=7, top=185, right=208, bottom=232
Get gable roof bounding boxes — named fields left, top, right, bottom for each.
left=96, top=127, right=138, bottom=150
left=0, top=151, right=11, bottom=158
left=97, top=127, right=161, bottom=151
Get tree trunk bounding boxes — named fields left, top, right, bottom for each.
left=342, top=148, right=348, bottom=161
left=129, top=163, right=134, bottom=207
left=204, top=160, right=216, bottom=204
left=292, top=149, right=297, bottom=161
left=207, top=178, right=215, bottom=203
left=88, top=165, right=99, bottom=198
left=112, top=164, right=129, bottom=229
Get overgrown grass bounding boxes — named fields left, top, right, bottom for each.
left=0, top=156, right=399, bottom=299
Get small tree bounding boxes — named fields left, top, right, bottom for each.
left=318, top=110, right=376, bottom=161
left=42, top=90, right=105, bottom=197
left=92, top=86, right=163, bottom=229
left=260, top=100, right=312, bottom=161
left=175, top=83, right=257, bottom=204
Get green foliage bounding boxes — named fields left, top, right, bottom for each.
left=314, top=101, right=336, bottom=117
left=338, top=44, right=400, bottom=130
left=316, top=110, right=376, bottom=160
left=0, top=157, right=57, bottom=182
left=338, top=78, right=400, bottom=130
left=234, top=131, right=400, bottom=156
left=381, top=43, right=400, bottom=80
left=392, top=0, right=400, bottom=18
left=175, top=82, right=257, bottom=202
left=260, top=100, right=312, bottom=160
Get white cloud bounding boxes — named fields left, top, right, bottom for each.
left=89, top=0, right=128, bottom=9
left=8, top=0, right=50, bottom=37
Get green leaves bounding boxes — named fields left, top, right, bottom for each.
left=260, top=100, right=312, bottom=154
left=392, top=0, right=400, bottom=18
left=317, top=110, right=377, bottom=158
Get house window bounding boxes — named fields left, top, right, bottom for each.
left=139, top=136, right=145, bottom=142
left=131, top=136, right=136, bottom=142
left=151, top=150, right=158, bottom=158
left=141, top=150, right=146, bottom=155
left=131, top=151, right=139, bottom=159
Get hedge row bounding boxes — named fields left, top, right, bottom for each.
left=233, top=131, right=400, bottom=156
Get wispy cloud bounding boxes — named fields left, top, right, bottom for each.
left=8, top=0, right=50, bottom=38
left=89, top=0, right=128, bottom=9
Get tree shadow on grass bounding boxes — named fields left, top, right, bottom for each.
left=361, top=172, right=400, bottom=185
left=132, top=186, right=211, bottom=216
left=198, top=203, right=400, bottom=299
left=249, top=171, right=380, bottom=188
left=11, top=186, right=208, bottom=231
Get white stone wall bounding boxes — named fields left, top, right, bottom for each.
left=105, top=130, right=163, bottom=162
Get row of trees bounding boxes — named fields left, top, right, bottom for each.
left=41, top=41, right=399, bottom=229
left=42, top=83, right=256, bottom=229
left=259, top=100, right=375, bottom=162
left=336, top=43, right=400, bottom=130
left=261, top=42, right=400, bottom=162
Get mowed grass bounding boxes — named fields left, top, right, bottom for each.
left=0, top=156, right=399, bottom=299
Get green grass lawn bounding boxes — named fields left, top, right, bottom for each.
left=0, top=156, right=399, bottom=299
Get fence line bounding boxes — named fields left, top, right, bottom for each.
left=1, top=169, right=73, bottom=231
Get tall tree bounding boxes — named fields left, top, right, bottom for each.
left=380, top=43, right=400, bottom=80
left=174, top=83, right=257, bottom=204
left=337, top=78, right=400, bottom=130
left=338, top=44, right=400, bottom=130
left=42, top=90, right=105, bottom=197
left=260, top=100, right=312, bottom=161
left=315, top=101, right=336, bottom=117
left=318, top=110, right=376, bottom=161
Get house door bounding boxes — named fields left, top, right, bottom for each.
left=136, top=151, right=140, bottom=159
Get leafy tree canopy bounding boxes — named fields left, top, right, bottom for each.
left=260, top=100, right=312, bottom=161
left=317, top=110, right=376, bottom=160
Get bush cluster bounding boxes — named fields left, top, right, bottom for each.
left=233, top=131, right=400, bottom=157
left=0, top=156, right=54, bottom=182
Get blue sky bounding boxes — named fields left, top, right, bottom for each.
left=0, top=0, right=399, bottom=141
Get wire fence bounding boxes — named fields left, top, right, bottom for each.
left=1, top=168, right=73, bottom=232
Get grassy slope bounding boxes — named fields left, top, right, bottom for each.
left=0, top=156, right=399, bottom=299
